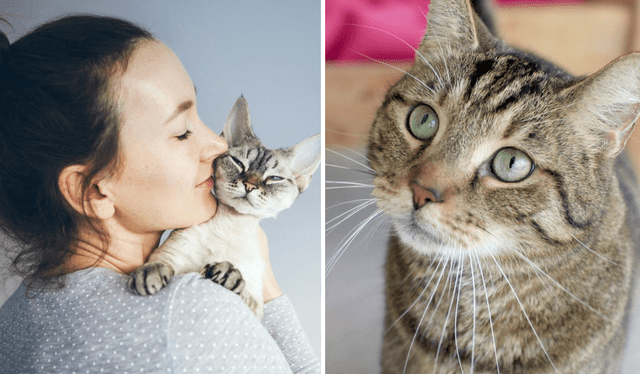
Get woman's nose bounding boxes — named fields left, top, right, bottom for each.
left=200, top=122, right=228, bottom=163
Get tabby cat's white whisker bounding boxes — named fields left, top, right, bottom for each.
left=326, top=148, right=376, bottom=173
left=325, top=185, right=376, bottom=190
left=325, top=163, right=376, bottom=177
left=488, top=253, right=560, bottom=374
left=325, top=180, right=373, bottom=186
left=325, top=198, right=375, bottom=212
left=571, top=233, right=623, bottom=268
left=353, top=51, right=436, bottom=95
left=325, top=198, right=377, bottom=231
left=454, top=252, right=466, bottom=374
left=473, top=252, right=500, bottom=374
left=469, top=253, right=477, bottom=374
left=389, top=247, right=448, bottom=334
left=434, top=253, right=463, bottom=373
left=349, top=24, right=444, bottom=87
left=326, top=208, right=383, bottom=276
left=334, top=145, right=371, bottom=162
left=402, top=249, right=452, bottom=374
left=512, top=249, right=612, bottom=321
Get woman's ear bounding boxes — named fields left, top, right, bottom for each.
left=58, top=165, right=116, bottom=220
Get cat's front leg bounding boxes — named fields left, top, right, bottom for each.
left=129, top=261, right=174, bottom=296
left=203, top=261, right=264, bottom=320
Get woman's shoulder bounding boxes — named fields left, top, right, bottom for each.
left=0, top=267, right=291, bottom=373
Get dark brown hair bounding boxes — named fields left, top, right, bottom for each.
left=0, top=15, right=153, bottom=290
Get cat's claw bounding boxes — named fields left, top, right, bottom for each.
left=129, top=262, right=174, bottom=296
left=202, top=261, right=246, bottom=295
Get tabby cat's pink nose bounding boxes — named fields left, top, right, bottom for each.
left=409, top=181, right=440, bottom=210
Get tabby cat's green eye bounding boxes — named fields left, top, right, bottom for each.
left=407, top=105, right=439, bottom=141
left=491, top=148, right=534, bottom=183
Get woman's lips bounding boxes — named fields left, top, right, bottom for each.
left=196, top=176, right=214, bottom=189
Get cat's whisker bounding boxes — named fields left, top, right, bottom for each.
left=352, top=51, right=436, bottom=95
left=469, top=252, right=477, bottom=374
left=349, top=24, right=444, bottom=88
left=325, top=185, right=376, bottom=190
left=473, top=251, right=500, bottom=374
left=325, top=180, right=374, bottom=188
left=326, top=208, right=384, bottom=276
left=325, top=163, right=377, bottom=177
left=512, top=249, right=612, bottom=322
left=454, top=251, right=466, bottom=374
left=326, top=148, right=376, bottom=174
left=487, top=252, right=560, bottom=374
left=325, top=198, right=376, bottom=232
left=325, top=197, right=375, bottom=212
left=401, top=248, right=452, bottom=374
left=570, top=233, right=623, bottom=268
left=325, top=127, right=369, bottom=140
left=389, top=247, right=449, bottom=334
left=434, top=252, right=463, bottom=373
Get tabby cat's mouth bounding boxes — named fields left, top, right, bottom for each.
left=396, top=215, right=445, bottom=247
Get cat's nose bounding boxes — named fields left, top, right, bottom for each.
left=244, top=174, right=261, bottom=193
left=409, top=181, right=441, bottom=209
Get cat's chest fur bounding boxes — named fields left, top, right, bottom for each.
left=170, top=204, right=265, bottom=298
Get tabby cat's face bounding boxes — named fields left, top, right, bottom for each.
left=368, top=6, right=636, bottom=257
left=214, top=139, right=299, bottom=218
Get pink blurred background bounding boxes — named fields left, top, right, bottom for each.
left=326, top=0, right=584, bottom=62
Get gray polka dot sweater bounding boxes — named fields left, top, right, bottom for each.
left=0, top=268, right=319, bottom=373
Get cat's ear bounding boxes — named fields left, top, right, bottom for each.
left=289, top=134, right=321, bottom=193
left=561, top=53, right=640, bottom=157
left=222, top=96, right=256, bottom=147
left=418, top=0, right=495, bottom=56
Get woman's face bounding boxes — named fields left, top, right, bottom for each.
left=107, top=40, right=227, bottom=234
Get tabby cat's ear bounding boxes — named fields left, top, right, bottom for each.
left=562, top=53, right=640, bottom=157
left=289, top=134, right=321, bottom=192
left=222, top=96, right=256, bottom=148
left=418, top=0, right=495, bottom=56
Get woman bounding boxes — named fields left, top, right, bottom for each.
left=0, top=15, right=319, bottom=373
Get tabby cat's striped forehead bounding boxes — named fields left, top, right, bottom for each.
left=232, top=143, right=279, bottom=174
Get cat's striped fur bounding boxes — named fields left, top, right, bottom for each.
left=372, top=0, right=640, bottom=372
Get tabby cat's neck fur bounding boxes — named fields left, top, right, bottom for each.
left=373, top=0, right=640, bottom=372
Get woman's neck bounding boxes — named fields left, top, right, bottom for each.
left=63, top=222, right=162, bottom=275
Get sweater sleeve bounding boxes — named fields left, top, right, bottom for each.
left=262, top=296, right=320, bottom=374
left=166, top=273, right=294, bottom=373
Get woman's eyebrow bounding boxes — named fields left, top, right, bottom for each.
left=163, top=85, right=197, bottom=124
left=164, top=100, right=194, bottom=124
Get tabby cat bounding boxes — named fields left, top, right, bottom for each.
left=129, top=96, right=320, bottom=320
left=369, top=0, right=640, bottom=372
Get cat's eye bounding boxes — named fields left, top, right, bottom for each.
left=230, top=156, right=244, bottom=171
left=267, top=176, right=284, bottom=182
left=407, top=105, right=439, bottom=141
left=491, top=148, right=534, bottom=183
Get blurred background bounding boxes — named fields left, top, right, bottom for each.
left=0, top=0, right=321, bottom=356
left=326, top=0, right=640, bottom=372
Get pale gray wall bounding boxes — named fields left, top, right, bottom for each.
left=0, top=0, right=321, bottom=356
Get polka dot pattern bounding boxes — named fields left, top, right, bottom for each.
left=0, top=268, right=319, bottom=373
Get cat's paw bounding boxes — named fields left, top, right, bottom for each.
left=129, top=262, right=174, bottom=296
left=202, top=261, right=246, bottom=295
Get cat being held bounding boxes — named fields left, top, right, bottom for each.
left=129, top=96, right=320, bottom=320
left=368, top=0, right=640, bottom=373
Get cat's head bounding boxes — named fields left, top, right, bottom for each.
left=369, top=0, right=640, bottom=256
left=214, top=96, right=320, bottom=218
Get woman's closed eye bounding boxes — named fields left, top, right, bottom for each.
left=176, top=129, right=193, bottom=140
